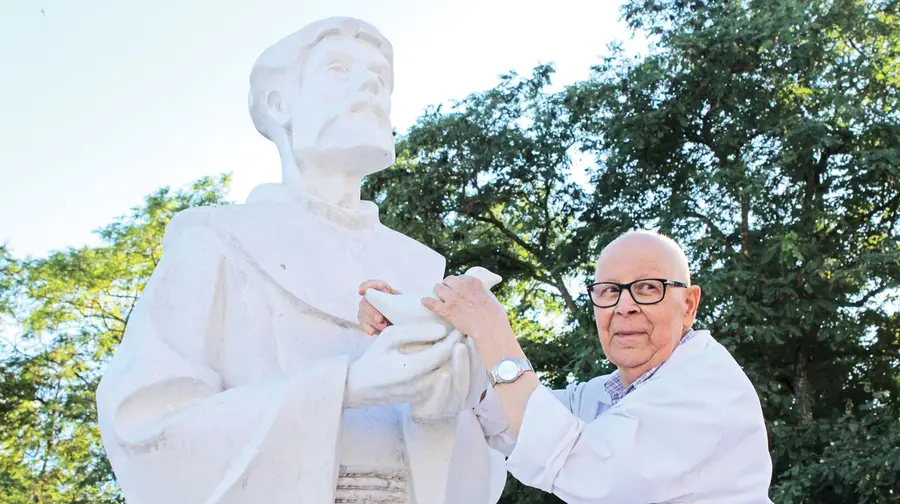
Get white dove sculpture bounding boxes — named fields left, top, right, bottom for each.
left=364, top=266, right=503, bottom=332
left=365, top=267, right=503, bottom=419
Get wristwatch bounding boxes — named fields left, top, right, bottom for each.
left=489, top=357, right=534, bottom=386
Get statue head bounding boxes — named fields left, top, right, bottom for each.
left=249, top=17, right=395, bottom=182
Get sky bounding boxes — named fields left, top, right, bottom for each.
left=0, top=0, right=643, bottom=258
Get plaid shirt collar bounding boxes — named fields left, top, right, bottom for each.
left=604, top=329, right=696, bottom=405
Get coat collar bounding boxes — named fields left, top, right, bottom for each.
left=597, top=329, right=713, bottom=406
left=604, top=329, right=702, bottom=404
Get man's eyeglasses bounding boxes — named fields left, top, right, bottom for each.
left=587, top=278, right=688, bottom=308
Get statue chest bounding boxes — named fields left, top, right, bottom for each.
left=216, top=275, right=413, bottom=497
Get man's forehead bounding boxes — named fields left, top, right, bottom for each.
left=594, top=256, right=669, bottom=281
left=594, top=234, right=688, bottom=281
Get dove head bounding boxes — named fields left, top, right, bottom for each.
left=463, top=266, right=503, bottom=290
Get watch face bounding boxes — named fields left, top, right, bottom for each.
left=497, top=360, right=520, bottom=381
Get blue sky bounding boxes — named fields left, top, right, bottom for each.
left=0, top=0, right=642, bottom=258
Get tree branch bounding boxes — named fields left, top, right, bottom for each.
left=550, top=273, right=579, bottom=316
left=828, top=191, right=900, bottom=241
left=848, top=280, right=888, bottom=308
left=846, top=37, right=885, bottom=76
left=683, top=210, right=734, bottom=252
left=468, top=210, right=539, bottom=257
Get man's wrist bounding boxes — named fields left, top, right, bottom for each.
left=476, top=323, right=524, bottom=365
left=488, top=357, right=534, bottom=386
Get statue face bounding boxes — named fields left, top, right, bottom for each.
left=287, top=36, right=395, bottom=176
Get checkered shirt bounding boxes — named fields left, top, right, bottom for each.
left=603, top=329, right=696, bottom=405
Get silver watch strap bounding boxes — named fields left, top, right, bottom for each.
left=489, top=358, right=534, bottom=386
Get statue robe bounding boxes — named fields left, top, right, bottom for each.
left=95, top=192, right=507, bottom=504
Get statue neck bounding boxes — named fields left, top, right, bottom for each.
left=281, top=154, right=363, bottom=210
left=245, top=182, right=381, bottom=230
left=246, top=137, right=386, bottom=229
left=247, top=145, right=379, bottom=230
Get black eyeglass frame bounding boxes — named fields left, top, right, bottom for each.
left=586, top=278, right=689, bottom=308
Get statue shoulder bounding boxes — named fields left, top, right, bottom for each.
left=161, top=204, right=248, bottom=251
left=162, top=206, right=211, bottom=241
left=373, top=225, right=446, bottom=279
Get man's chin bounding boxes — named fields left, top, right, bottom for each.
left=610, top=350, right=653, bottom=369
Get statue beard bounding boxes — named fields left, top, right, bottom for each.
left=290, top=108, right=395, bottom=178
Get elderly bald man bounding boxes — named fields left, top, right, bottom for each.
left=358, top=230, right=774, bottom=503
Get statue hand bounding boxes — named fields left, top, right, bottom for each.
left=345, top=323, right=458, bottom=409
left=409, top=331, right=488, bottom=422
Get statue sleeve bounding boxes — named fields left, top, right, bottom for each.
left=95, top=222, right=348, bottom=504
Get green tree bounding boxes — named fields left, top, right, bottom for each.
left=0, top=175, right=231, bottom=503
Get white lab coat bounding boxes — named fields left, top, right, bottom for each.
left=475, top=330, right=774, bottom=503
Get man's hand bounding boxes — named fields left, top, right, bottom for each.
left=345, top=323, right=459, bottom=409
left=412, top=275, right=539, bottom=439
left=357, top=280, right=398, bottom=336
left=422, top=275, right=529, bottom=401
left=422, top=275, right=512, bottom=343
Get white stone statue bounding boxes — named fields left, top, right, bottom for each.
left=95, top=17, right=506, bottom=504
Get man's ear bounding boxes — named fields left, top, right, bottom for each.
left=265, top=89, right=291, bottom=127
left=683, top=285, right=702, bottom=329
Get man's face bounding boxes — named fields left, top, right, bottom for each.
left=591, top=235, right=701, bottom=378
left=286, top=36, right=395, bottom=175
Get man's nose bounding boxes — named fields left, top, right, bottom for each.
left=615, top=289, right=641, bottom=315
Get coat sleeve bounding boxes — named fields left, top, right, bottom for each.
left=473, top=378, right=604, bottom=457
left=504, top=384, right=724, bottom=503
left=95, top=220, right=349, bottom=504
